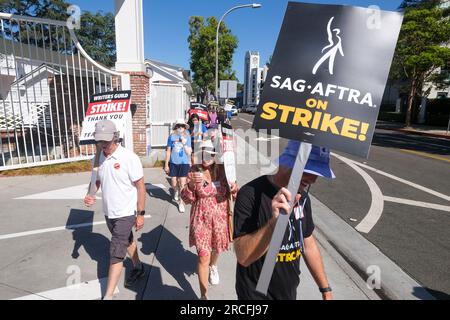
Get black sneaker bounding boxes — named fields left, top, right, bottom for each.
left=125, top=265, right=145, bottom=287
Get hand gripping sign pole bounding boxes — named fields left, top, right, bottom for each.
left=256, top=142, right=312, bottom=295
left=219, top=123, right=237, bottom=241
left=251, top=2, right=403, bottom=296
left=88, top=143, right=102, bottom=196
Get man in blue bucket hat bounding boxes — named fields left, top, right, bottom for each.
left=233, top=140, right=334, bottom=300
left=277, top=140, right=336, bottom=179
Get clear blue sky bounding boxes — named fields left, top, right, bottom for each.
left=69, top=0, right=403, bottom=83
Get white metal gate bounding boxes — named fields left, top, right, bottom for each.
left=148, top=82, right=188, bottom=147
left=0, top=13, right=129, bottom=171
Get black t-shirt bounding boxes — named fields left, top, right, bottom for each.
left=233, top=175, right=315, bottom=300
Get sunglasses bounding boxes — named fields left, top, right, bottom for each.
left=97, top=140, right=113, bottom=146
left=202, top=148, right=216, bottom=156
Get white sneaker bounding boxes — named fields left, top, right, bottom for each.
left=209, top=265, right=219, bottom=285
left=174, top=189, right=179, bottom=202
left=178, top=201, right=185, bottom=213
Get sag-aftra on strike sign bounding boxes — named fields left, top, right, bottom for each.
left=253, top=2, right=403, bottom=158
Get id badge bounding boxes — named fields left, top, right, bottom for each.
left=294, top=204, right=304, bottom=220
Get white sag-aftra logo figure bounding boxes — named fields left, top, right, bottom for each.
left=312, top=17, right=344, bottom=75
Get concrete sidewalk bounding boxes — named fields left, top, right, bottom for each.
left=0, top=166, right=429, bottom=300
left=140, top=130, right=435, bottom=300
left=139, top=168, right=378, bottom=300
left=0, top=132, right=435, bottom=300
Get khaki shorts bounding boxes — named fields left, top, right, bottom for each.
left=105, top=215, right=135, bottom=264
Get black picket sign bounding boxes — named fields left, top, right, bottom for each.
left=253, top=2, right=403, bottom=158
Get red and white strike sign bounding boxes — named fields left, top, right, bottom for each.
left=80, top=90, right=131, bottom=145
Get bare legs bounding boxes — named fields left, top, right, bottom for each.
left=105, top=262, right=123, bottom=298
left=197, top=251, right=219, bottom=299
left=127, top=239, right=140, bottom=267
left=104, top=240, right=141, bottom=299
left=198, top=254, right=210, bottom=298
left=171, top=177, right=187, bottom=197
left=179, top=177, right=187, bottom=193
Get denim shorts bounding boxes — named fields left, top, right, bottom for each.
left=169, top=163, right=190, bottom=178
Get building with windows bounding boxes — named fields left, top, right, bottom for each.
left=244, top=51, right=266, bottom=107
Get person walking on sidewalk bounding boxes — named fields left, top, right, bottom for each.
left=224, top=100, right=233, bottom=121
left=188, top=113, right=207, bottom=165
left=164, top=119, right=192, bottom=213
left=181, top=138, right=239, bottom=300
left=217, top=107, right=228, bottom=126
left=84, top=120, right=147, bottom=300
left=208, top=105, right=219, bottom=129
left=233, top=140, right=335, bottom=300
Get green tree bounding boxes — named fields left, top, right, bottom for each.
left=0, top=0, right=116, bottom=67
left=75, top=12, right=116, bottom=67
left=188, top=16, right=238, bottom=103
left=0, top=0, right=70, bottom=20
left=391, top=1, right=450, bottom=127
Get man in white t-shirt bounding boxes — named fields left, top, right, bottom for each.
left=84, top=120, right=147, bottom=300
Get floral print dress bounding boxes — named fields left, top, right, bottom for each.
left=181, top=170, right=235, bottom=257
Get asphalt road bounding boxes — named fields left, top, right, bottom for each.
left=232, top=112, right=450, bottom=300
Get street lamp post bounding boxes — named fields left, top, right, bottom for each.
left=215, top=3, right=261, bottom=102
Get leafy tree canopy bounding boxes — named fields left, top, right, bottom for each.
left=0, top=0, right=116, bottom=67
left=188, top=16, right=238, bottom=102
left=390, top=0, right=450, bottom=126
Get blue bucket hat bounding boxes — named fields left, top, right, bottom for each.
left=277, top=140, right=335, bottom=179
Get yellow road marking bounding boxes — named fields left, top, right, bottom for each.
left=401, top=149, right=450, bottom=164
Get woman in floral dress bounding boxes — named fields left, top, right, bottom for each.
left=181, top=139, right=238, bottom=300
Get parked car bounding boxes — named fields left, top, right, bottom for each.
left=188, top=103, right=209, bottom=122
left=247, top=105, right=257, bottom=114
left=231, top=106, right=238, bottom=116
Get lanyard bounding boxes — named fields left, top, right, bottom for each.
left=296, top=185, right=310, bottom=255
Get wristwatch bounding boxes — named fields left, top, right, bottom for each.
left=319, top=286, right=332, bottom=293
left=136, top=210, right=145, bottom=216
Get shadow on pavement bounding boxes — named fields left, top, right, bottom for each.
left=142, top=266, right=192, bottom=300
left=139, top=224, right=198, bottom=299
left=123, top=260, right=151, bottom=300
left=420, top=287, right=450, bottom=300
left=68, top=209, right=149, bottom=300
left=145, top=183, right=177, bottom=207
left=67, top=209, right=110, bottom=296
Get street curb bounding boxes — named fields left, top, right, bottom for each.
left=396, top=128, right=450, bottom=140
left=377, top=126, right=450, bottom=140
left=312, top=227, right=381, bottom=300
left=310, top=194, right=436, bottom=300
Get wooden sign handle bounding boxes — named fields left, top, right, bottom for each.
left=88, top=143, right=101, bottom=196
left=255, top=142, right=312, bottom=295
